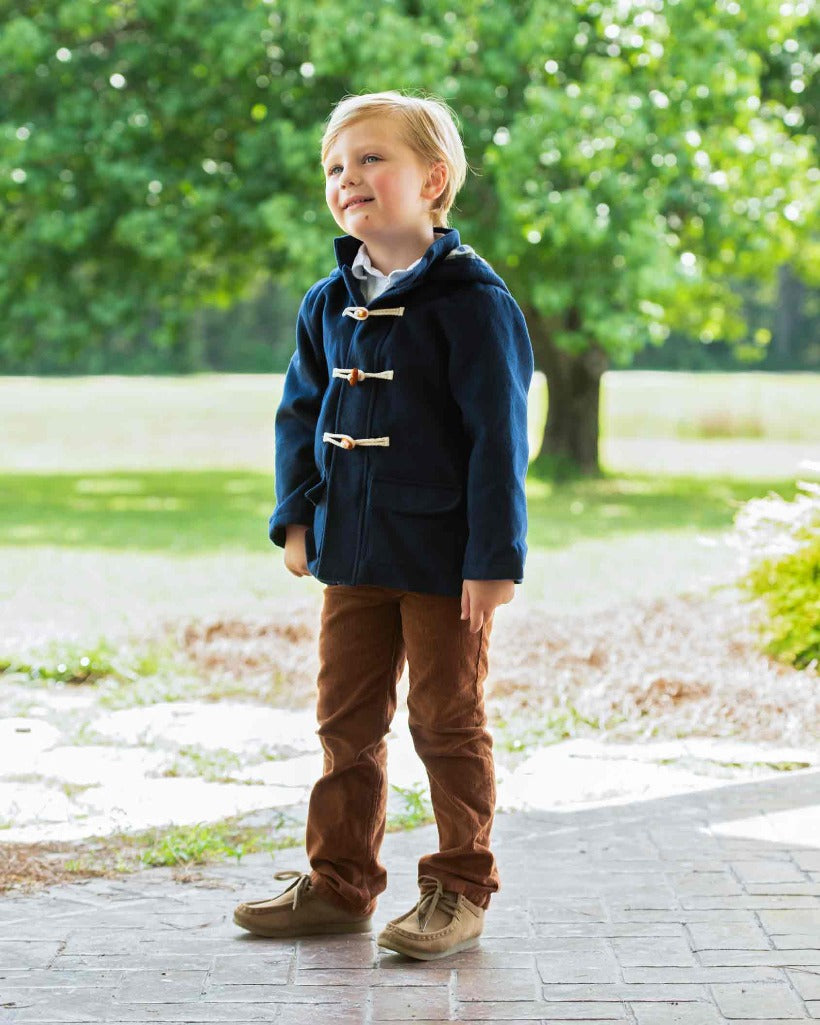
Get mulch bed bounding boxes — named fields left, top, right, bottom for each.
left=176, top=584, right=818, bottom=746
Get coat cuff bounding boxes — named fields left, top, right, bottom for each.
left=269, top=499, right=314, bottom=549
left=462, top=548, right=526, bottom=584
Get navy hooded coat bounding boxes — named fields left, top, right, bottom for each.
left=269, top=226, right=534, bottom=598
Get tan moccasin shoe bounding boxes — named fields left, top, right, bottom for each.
left=233, top=870, right=373, bottom=937
left=376, top=875, right=484, bottom=960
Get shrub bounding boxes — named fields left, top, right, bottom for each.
left=726, top=462, right=820, bottom=671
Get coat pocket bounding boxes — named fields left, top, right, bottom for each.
left=304, top=478, right=327, bottom=506
left=303, top=477, right=328, bottom=569
left=370, top=477, right=462, bottom=515
left=364, top=477, right=467, bottom=588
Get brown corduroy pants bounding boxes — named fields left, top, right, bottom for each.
left=304, top=583, right=500, bottom=918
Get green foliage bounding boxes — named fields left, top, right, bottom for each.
left=633, top=272, right=820, bottom=373
left=158, top=744, right=292, bottom=782
left=0, top=637, right=145, bottom=684
left=387, top=782, right=435, bottom=831
left=0, top=281, right=301, bottom=374
left=728, top=472, right=820, bottom=670
left=738, top=535, right=820, bottom=670
left=2, top=0, right=329, bottom=363
left=493, top=704, right=621, bottom=753
left=62, top=812, right=302, bottom=876
left=1, top=0, right=817, bottom=371
left=137, top=821, right=253, bottom=867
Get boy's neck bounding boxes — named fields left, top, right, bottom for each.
left=360, top=223, right=438, bottom=277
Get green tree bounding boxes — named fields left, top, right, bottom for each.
left=487, top=1, right=819, bottom=473
left=2, top=0, right=817, bottom=472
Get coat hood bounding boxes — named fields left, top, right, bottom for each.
left=332, top=226, right=510, bottom=303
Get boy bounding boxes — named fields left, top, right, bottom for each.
left=233, top=90, right=533, bottom=960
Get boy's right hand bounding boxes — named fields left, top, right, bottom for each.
left=284, top=524, right=312, bottom=577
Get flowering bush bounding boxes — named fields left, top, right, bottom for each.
left=725, top=461, right=820, bottom=671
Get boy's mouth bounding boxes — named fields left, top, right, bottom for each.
left=344, top=197, right=373, bottom=210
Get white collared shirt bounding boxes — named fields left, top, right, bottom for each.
left=350, top=243, right=423, bottom=304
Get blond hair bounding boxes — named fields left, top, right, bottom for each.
left=321, top=90, right=469, bottom=228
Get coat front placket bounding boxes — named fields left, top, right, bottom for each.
left=314, top=271, right=406, bottom=584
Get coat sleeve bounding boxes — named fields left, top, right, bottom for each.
left=269, top=287, right=328, bottom=549
left=444, top=285, right=534, bottom=582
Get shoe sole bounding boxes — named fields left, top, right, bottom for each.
left=233, top=913, right=373, bottom=938
left=376, top=934, right=481, bottom=960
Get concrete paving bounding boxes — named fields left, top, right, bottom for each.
left=1, top=769, right=819, bottom=1023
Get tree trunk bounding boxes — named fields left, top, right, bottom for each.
left=773, top=262, right=804, bottom=366
left=524, top=304, right=609, bottom=477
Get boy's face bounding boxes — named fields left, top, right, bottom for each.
left=323, top=116, right=446, bottom=242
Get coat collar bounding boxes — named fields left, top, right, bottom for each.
left=334, top=227, right=462, bottom=306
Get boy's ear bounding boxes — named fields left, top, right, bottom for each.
left=422, top=160, right=448, bottom=202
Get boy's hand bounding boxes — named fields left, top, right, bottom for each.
left=461, top=579, right=515, bottom=633
left=284, top=524, right=312, bottom=577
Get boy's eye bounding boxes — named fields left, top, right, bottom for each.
left=326, top=155, right=380, bottom=176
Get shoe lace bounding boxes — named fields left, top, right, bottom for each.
left=273, top=870, right=312, bottom=911
left=416, top=875, right=460, bottom=932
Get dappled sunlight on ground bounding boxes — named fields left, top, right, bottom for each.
left=497, top=737, right=819, bottom=814
left=710, top=804, right=820, bottom=846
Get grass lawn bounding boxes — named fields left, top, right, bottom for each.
left=0, top=469, right=799, bottom=553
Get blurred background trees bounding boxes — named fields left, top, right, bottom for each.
left=2, top=0, right=817, bottom=473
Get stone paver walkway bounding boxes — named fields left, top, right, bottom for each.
left=1, top=769, right=819, bottom=1023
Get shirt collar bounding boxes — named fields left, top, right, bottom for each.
left=350, top=243, right=424, bottom=281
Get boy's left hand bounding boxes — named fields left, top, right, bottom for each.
left=461, top=579, right=515, bottom=633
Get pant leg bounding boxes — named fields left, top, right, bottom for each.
left=399, top=592, right=500, bottom=909
left=305, top=584, right=407, bottom=917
